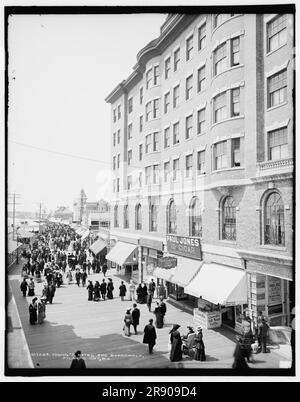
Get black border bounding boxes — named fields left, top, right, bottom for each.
left=4, top=4, right=296, bottom=378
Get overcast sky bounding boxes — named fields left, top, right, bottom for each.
left=7, top=13, right=166, bottom=213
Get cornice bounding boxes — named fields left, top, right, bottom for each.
left=105, top=14, right=199, bottom=104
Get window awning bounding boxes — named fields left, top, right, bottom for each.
left=89, top=239, right=107, bottom=256
left=153, top=267, right=177, bottom=282
left=106, top=242, right=137, bottom=266
left=168, top=256, right=202, bottom=288
left=184, top=263, right=247, bottom=305
left=81, top=230, right=90, bottom=240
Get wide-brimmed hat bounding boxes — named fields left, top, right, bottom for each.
left=196, top=326, right=202, bottom=332
left=187, top=326, right=194, bottom=331
left=169, top=324, right=180, bottom=333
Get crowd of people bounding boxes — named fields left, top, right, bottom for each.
left=17, top=222, right=272, bottom=370
left=19, top=222, right=107, bottom=326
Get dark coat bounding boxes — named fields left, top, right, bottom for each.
left=70, top=358, right=86, bottom=369
left=160, top=301, right=167, bottom=316
left=170, top=330, right=182, bottom=362
left=100, top=282, right=107, bottom=294
left=131, top=308, right=140, bottom=325
left=20, top=281, right=28, bottom=291
left=119, top=284, right=127, bottom=297
left=143, top=324, right=157, bottom=345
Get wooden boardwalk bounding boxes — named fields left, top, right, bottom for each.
left=8, top=259, right=291, bottom=370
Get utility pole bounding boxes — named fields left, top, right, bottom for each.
left=8, top=193, right=21, bottom=265
left=7, top=193, right=21, bottom=240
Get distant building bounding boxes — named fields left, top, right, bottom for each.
left=53, top=206, right=73, bottom=223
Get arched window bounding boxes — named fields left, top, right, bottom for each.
left=190, top=197, right=202, bottom=237
left=150, top=203, right=158, bottom=232
left=135, top=203, right=142, bottom=230
left=114, top=204, right=119, bottom=228
left=221, top=196, right=236, bottom=240
left=167, top=199, right=177, bottom=234
left=264, top=192, right=285, bottom=246
left=124, top=205, right=129, bottom=229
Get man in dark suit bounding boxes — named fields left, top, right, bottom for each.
left=100, top=279, right=107, bottom=300
left=143, top=318, right=157, bottom=354
left=131, top=303, right=140, bottom=335
left=159, top=296, right=167, bottom=326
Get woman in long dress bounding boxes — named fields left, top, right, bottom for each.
left=29, top=298, right=38, bottom=325
left=169, top=324, right=183, bottom=362
left=107, top=278, right=114, bottom=299
left=28, top=278, right=35, bottom=297
left=93, top=281, right=101, bottom=301
left=194, top=327, right=206, bottom=361
left=153, top=302, right=163, bottom=328
left=123, top=309, right=132, bottom=337
left=37, top=298, right=46, bottom=324
left=87, top=281, right=94, bottom=301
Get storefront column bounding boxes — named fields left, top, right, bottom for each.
left=138, top=244, right=143, bottom=283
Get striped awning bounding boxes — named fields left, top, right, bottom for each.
left=89, top=239, right=107, bottom=255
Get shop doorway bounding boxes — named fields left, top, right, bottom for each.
left=222, top=306, right=235, bottom=328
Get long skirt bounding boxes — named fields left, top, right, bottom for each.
left=28, top=288, right=35, bottom=296
left=170, top=339, right=182, bottom=362
left=124, top=324, right=131, bottom=336
left=107, top=290, right=113, bottom=299
left=194, top=345, right=206, bottom=361
left=29, top=310, right=37, bottom=325
left=88, top=291, right=93, bottom=301
left=155, top=313, right=164, bottom=329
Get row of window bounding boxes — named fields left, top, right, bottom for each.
left=113, top=64, right=288, bottom=148
left=112, top=15, right=288, bottom=124
left=113, top=190, right=285, bottom=247
left=113, top=126, right=288, bottom=190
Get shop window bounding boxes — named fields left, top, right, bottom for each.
left=264, top=191, right=285, bottom=246
left=167, top=199, right=177, bottom=234
left=135, top=203, right=142, bottom=230
left=221, top=196, right=236, bottom=241
left=190, top=197, right=202, bottom=237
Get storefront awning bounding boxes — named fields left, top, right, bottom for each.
left=106, top=242, right=137, bottom=266
left=168, top=256, right=202, bottom=288
left=153, top=267, right=177, bottom=282
left=89, top=239, right=107, bottom=256
left=81, top=230, right=90, bottom=240
left=184, top=263, right=247, bottom=305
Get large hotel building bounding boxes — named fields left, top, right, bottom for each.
left=105, top=13, right=294, bottom=332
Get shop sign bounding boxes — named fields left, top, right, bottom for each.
left=207, top=311, right=222, bottom=329
left=166, top=235, right=201, bottom=260
left=157, top=256, right=177, bottom=269
left=268, top=277, right=282, bottom=306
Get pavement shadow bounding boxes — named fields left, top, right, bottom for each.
left=212, top=327, right=237, bottom=343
